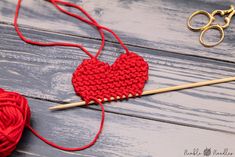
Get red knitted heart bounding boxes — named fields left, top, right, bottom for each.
left=72, top=52, right=148, bottom=103
left=0, top=88, right=31, bottom=157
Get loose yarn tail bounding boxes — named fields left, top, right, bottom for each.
left=14, top=0, right=130, bottom=59
left=26, top=99, right=105, bottom=151
left=49, top=0, right=130, bottom=54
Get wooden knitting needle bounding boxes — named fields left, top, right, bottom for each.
left=49, top=76, right=235, bottom=111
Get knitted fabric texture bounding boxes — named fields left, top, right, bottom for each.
left=0, top=88, right=31, bottom=157
left=72, top=52, right=148, bottom=103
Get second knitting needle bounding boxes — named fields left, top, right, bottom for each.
left=49, top=76, right=235, bottom=111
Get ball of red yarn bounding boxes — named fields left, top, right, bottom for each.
left=0, top=88, right=31, bottom=157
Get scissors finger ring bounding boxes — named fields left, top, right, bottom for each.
left=187, top=10, right=214, bottom=31
left=199, top=25, right=224, bottom=47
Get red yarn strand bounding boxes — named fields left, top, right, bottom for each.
left=15, top=0, right=94, bottom=58
left=26, top=99, right=105, bottom=151
left=14, top=0, right=130, bottom=59
left=50, top=0, right=130, bottom=55
left=48, top=0, right=106, bottom=58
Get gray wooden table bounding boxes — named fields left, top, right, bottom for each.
left=1, top=0, right=235, bottom=157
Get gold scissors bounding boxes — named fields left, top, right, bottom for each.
left=187, top=5, right=235, bottom=47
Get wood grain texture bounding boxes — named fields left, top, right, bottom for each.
left=0, top=24, right=235, bottom=133
left=1, top=0, right=235, bottom=62
left=10, top=98, right=235, bottom=157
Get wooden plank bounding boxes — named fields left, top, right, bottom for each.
left=1, top=0, right=235, bottom=62
left=0, top=23, right=235, bottom=133
left=10, top=98, right=235, bottom=157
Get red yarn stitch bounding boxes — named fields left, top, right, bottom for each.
left=72, top=52, right=148, bottom=103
